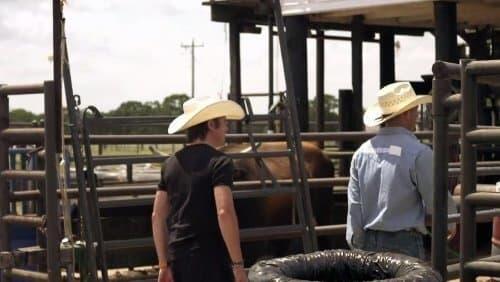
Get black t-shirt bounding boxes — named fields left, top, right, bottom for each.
left=158, top=143, right=234, bottom=262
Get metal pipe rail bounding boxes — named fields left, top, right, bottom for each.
left=443, top=94, right=461, bottom=109
left=449, top=167, right=500, bottom=177
left=0, top=84, right=45, bottom=96
left=466, top=129, right=500, bottom=144
left=432, top=61, right=461, bottom=80
left=3, top=268, right=49, bottom=281
left=0, top=128, right=45, bottom=145
left=449, top=161, right=500, bottom=168
left=466, top=60, right=500, bottom=76
left=0, top=170, right=46, bottom=181
left=8, top=177, right=351, bottom=201
left=464, top=261, right=500, bottom=278
left=465, top=193, right=500, bottom=207
left=63, top=130, right=458, bottom=145
left=2, top=215, right=46, bottom=228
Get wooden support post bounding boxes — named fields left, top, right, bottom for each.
left=268, top=19, right=276, bottom=132
left=0, top=94, right=10, bottom=282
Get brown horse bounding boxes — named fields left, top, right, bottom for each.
left=220, top=142, right=335, bottom=264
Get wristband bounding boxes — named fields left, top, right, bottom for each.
left=159, top=262, right=168, bottom=270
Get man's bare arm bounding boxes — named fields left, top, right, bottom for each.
left=214, top=185, right=244, bottom=264
left=152, top=191, right=170, bottom=267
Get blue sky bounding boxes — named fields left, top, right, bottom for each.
left=1, top=1, right=437, bottom=114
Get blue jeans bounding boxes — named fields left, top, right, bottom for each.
left=353, top=229, right=425, bottom=260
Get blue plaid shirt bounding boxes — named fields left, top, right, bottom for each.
left=346, top=127, right=456, bottom=246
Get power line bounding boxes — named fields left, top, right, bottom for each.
left=181, top=39, right=204, bottom=98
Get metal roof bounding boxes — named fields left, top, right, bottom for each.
left=205, top=0, right=500, bottom=28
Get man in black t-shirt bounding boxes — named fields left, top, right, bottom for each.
left=152, top=97, right=247, bottom=282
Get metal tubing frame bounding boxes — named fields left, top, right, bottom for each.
left=4, top=268, right=49, bottom=281
left=0, top=129, right=45, bottom=145
left=8, top=177, right=351, bottom=201
left=466, top=129, right=500, bottom=144
left=43, top=81, right=62, bottom=282
left=0, top=91, right=10, bottom=282
left=1, top=170, right=45, bottom=181
left=65, top=130, right=458, bottom=145
left=2, top=215, right=46, bottom=228
left=431, top=62, right=452, bottom=278
left=0, top=84, right=45, bottom=96
left=465, top=60, right=500, bottom=76
left=460, top=59, right=477, bottom=282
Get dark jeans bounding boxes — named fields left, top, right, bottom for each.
left=354, top=229, right=425, bottom=260
left=170, top=251, right=234, bottom=282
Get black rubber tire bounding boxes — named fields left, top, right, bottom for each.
left=248, top=249, right=442, bottom=282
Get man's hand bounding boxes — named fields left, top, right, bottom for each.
left=233, top=267, right=248, bottom=282
left=158, top=267, right=174, bottom=282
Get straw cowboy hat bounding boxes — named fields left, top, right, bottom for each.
left=363, top=82, right=432, bottom=127
left=168, top=97, right=245, bottom=134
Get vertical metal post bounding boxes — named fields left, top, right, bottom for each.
left=316, top=29, right=325, bottom=144
left=351, top=15, right=364, bottom=131
left=431, top=70, right=451, bottom=280
left=268, top=18, right=276, bottom=132
left=338, top=89, right=355, bottom=176
left=229, top=21, right=242, bottom=133
left=460, top=59, right=476, bottom=282
left=272, top=0, right=318, bottom=251
left=380, top=29, right=395, bottom=87
left=44, top=81, right=62, bottom=282
left=53, top=0, right=62, bottom=149
left=0, top=93, right=10, bottom=282
left=284, top=15, right=309, bottom=132
left=434, top=1, right=458, bottom=63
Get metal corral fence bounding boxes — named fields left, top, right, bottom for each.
left=433, top=59, right=500, bottom=281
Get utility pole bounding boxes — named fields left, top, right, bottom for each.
left=181, top=39, right=203, bottom=98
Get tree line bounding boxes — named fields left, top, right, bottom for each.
left=9, top=93, right=338, bottom=133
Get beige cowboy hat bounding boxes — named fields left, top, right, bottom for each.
left=168, top=96, right=245, bottom=134
left=363, top=82, right=432, bottom=127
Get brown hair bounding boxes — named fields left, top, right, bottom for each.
left=186, top=118, right=221, bottom=142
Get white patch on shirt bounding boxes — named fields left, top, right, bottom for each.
left=388, top=145, right=402, bottom=157
left=360, top=145, right=402, bottom=157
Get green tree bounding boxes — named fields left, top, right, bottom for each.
left=309, top=94, right=339, bottom=122
left=9, top=109, right=40, bottom=123
left=162, top=94, right=189, bottom=116
left=107, top=101, right=153, bottom=116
